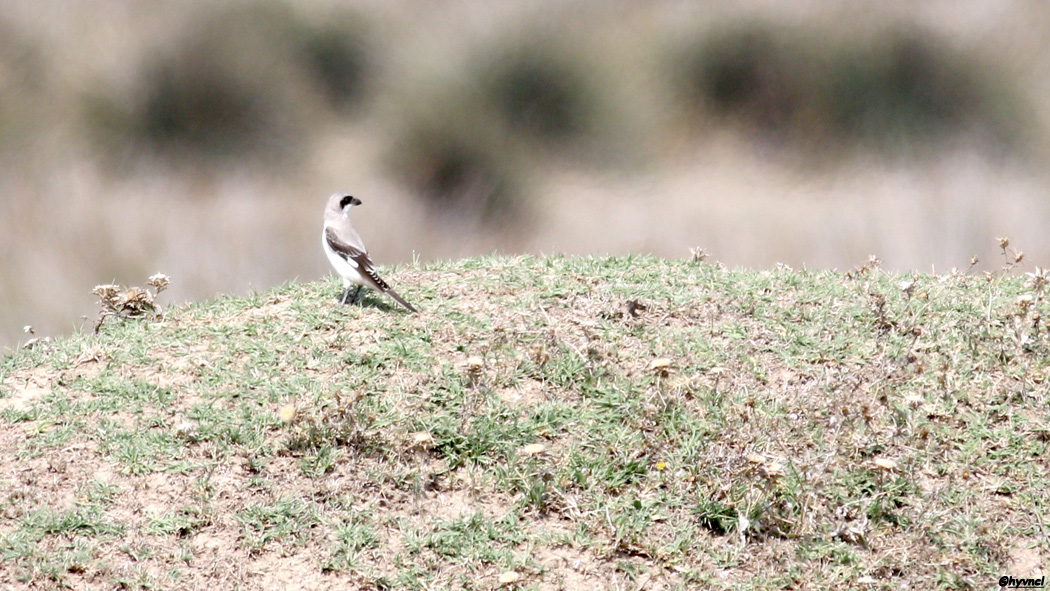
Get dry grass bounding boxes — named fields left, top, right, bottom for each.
left=1, top=254, right=1048, bottom=589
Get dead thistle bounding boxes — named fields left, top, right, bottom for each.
left=998, top=236, right=1025, bottom=273
left=93, top=273, right=171, bottom=332
left=1026, top=267, right=1048, bottom=296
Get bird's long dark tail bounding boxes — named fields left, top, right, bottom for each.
left=383, top=288, right=418, bottom=313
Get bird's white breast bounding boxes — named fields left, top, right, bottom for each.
left=322, top=228, right=365, bottom=287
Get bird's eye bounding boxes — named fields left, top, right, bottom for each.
left=339, top=195, right=356, bottom=209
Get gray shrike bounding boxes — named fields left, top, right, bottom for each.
left=322, top=193, right=418, bottom=312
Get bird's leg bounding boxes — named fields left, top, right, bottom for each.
left=339, top=286, right=353, bottom=305
left=346, top=285, right=363, bottom=306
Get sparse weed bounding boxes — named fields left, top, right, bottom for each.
left=92, top=273, right=169, bottom=333
left=235, top=496, right=319, bottom=554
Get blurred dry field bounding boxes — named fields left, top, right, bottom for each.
left=2, top=0, right=1050, bottom=349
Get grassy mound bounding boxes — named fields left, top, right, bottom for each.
left=1, top=255, right=1047, bottom=588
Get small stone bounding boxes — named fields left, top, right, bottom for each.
left=519, top=443, right=546, bottom=456
left=279, top=404, right=297, bottom=424
left=873, top=458, right=897, bottom=471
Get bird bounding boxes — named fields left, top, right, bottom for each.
left=322, top=193, right=418, bottom=313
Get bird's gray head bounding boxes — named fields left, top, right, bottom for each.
left=326, top=193, right=363, bottom=217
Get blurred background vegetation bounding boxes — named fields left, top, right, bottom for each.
left=1, top=0, right=1049, bottom=348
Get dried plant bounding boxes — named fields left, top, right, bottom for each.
left=1026, top=267, right=1049, bottom=296
left=92, top=273, right=170, bottom=332
left=998, top=236, right=1025, bottom=272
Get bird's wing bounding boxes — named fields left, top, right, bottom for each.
left=325, top=226, right=391, bottom=290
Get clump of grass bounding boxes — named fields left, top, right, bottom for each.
left=235, top=496, right=319, bottom=554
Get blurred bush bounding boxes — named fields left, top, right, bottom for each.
left=0, top=19, right=47, bottom=153
left=86, top=3, right=373, bottom=168
left=71, top=3, right=1033, bottom=209
left=136, top=47, right=288, bottom=160
left=480, top=46, right=596, bottom=144
left=823, top=28, right=1021, bottom=148
left=293, top=20, right=373, bottom=111
left=679, top=25, right=818, bottom=139
left=384, top=16, right=1032, bottom=221
left=387, top=105, right=524, bottom=224
left=674, top=21, right=1024, bottom=155
left=383, top=29, right=617, bottom=222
